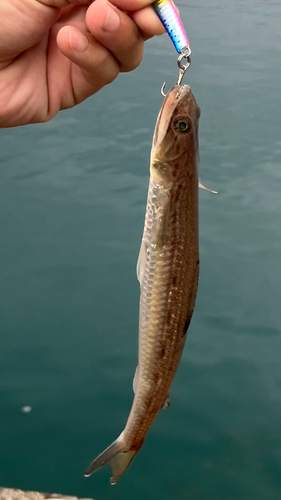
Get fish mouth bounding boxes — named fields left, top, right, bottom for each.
left=152, top=85, right=192, bottom=150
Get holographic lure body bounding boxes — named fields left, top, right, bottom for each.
left=153, top=0, right=190, bottom=53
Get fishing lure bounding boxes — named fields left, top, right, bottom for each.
left=153, top=0, right=191, bottom=85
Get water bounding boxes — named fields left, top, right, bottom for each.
left=1, top=1, right=281, bottom=499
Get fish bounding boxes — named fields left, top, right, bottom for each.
left=85, top=84, right=200, bottom=485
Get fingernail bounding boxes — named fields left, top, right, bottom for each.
left=69, top=27, right=88, bottom=52
left=102, top=5, right=121, bottom=32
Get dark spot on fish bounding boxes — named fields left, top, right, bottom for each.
left=158, top=340, right=166, bottom=358
left=182, top=315, right=191, bottom=338
left=138, top=417, right=145, bottom=428
left=172, top=276, right=177, bottom=286
left=166, top=311, right=171, bottom=325
left=130, top=437, right=144, bottom=450
left=146, top=397, right=154, bottom=411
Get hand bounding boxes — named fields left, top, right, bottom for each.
left=0, top=0, right=165, bottom=127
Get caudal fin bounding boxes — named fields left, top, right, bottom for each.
left=84, top=435, right=139, bottom=485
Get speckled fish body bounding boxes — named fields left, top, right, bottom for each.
left=85, top=85, right=200, bottom=485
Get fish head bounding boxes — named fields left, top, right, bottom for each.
left=151, top=85, right=200, bottom=187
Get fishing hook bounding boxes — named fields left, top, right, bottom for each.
left=160, top=47, right=192, bottom=97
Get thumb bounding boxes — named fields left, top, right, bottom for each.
left=0, top=0, right=91, bottom=61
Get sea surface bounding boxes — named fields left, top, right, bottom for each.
left=1, top=1, right=281, bottom=499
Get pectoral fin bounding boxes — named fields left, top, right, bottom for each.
left=199, top=179, right=218, bottom=194
left=133, top=366, right=139, bottom=393
left=136, top=240, right=147, bottom=286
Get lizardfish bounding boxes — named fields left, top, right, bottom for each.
left=85, top=85, right=200, bottom=484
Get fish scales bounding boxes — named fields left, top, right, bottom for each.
left=85, top=85, right=200, bottom=484
left=125, top=178, right=199, bottom=448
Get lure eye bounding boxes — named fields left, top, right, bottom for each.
left=173, top=117, right=192, bottom=134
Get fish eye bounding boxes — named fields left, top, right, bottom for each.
left=173, top=117, right=192, bottom=134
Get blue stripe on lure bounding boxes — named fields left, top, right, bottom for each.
left=153, top=0, right=190, bottom=54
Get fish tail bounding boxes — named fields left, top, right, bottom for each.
left=84, top=433, right=140, bottom=485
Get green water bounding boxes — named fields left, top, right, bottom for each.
left=1, top=1, right=281, bottom=499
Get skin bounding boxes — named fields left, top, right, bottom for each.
left=0, top=0, right=166, bottom=127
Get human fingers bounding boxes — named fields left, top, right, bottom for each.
left=91, top=0, right=155, bottom=10
left=131, top=0, right=180, bottom=39
left=89, top=0, right=165, bottom=38
left=85, top=0, right=145, bottom=73
left=36, top=0, right=91, bottom=7
left=0, top=0, right=93, bottom=63
left=130, top=5, right=166, bottom=39
left=57, top=24, right=120, bottom=104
